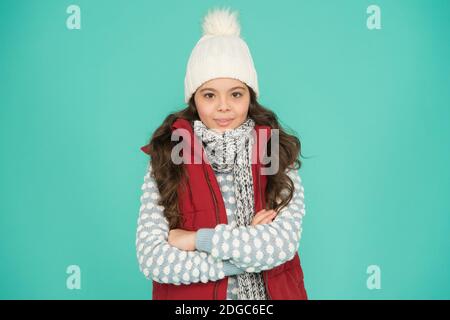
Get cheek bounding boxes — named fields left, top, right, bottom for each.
left=195, top=103, right=214, bottom=123
left=236, top=98, right=250, bottom=117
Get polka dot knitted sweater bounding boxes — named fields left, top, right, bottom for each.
left=136, top=163, right=306, bottom=300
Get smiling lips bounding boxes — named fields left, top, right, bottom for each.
left=214, top=118, right=234, bottom=127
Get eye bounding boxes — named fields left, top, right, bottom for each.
left=232, top=92, right=243, bottom=98
left=204, top=93, right=215, bottom=99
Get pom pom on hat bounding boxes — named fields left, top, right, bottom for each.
left=202, top=7, right=241, bottom=37
left=184, top=7, right=259, bottom=103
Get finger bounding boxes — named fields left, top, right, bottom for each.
left=256, top=209, right=273, bottom=216
left=260, top=212, right=278, bottom=224
left=258, top=213, right=276, bottom=225
left=251, top=210, right=267, bottom=224
left=252, top=210, right=274, bottom=225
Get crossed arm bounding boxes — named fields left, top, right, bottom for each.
left=136, top=163, right=306, bottom=284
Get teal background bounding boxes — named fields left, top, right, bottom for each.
left=0, top=0, right=449, bottom=299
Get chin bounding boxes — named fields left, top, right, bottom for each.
left=214, top=125, right=235, bottom=133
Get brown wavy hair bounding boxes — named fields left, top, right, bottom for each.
left=144, top=86, right=304, bottom=229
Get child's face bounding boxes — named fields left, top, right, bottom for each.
left=193, top=77, right=250, bottom=133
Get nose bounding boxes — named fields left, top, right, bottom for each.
left=217, top=105, right=231, bottom=112
left=217, top=96, right=231, bottom=112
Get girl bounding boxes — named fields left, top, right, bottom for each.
left=136, top=7, right=307, bottom=300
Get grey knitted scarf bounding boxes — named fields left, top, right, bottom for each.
left=193, top=117, right=268, bottom=300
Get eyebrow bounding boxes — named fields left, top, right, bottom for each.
left=199, top=86, right=246, bottom=93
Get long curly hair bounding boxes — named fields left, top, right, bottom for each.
left=144, top=86, right=304, bottom=229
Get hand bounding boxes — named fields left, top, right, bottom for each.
left=251, top=209, right=278, bottom=226
left=168, top=229, right=197, bottom=251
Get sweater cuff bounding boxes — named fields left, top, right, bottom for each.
left=195, top=228, right=215, bottom=252
left=223, top=261, right=245, bottom=276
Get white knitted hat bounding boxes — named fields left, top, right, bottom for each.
left=184, top=7, right=259, bottom=103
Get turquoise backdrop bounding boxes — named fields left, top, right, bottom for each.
left=0, top=0, right=449, bottom=299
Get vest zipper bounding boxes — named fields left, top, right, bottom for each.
left=202, top=164, right=220, bottom=300
left=259, top=167, right=272, bottom=300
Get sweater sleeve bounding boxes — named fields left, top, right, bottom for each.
left=195, top=168, right=306, bottom=273
left=136, top=163, right=245, bottom=285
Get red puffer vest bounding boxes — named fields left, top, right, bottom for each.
left=140, top=118, right=307, bottom=300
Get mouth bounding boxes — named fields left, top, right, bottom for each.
left=214, top=118, right=234, bottom=127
